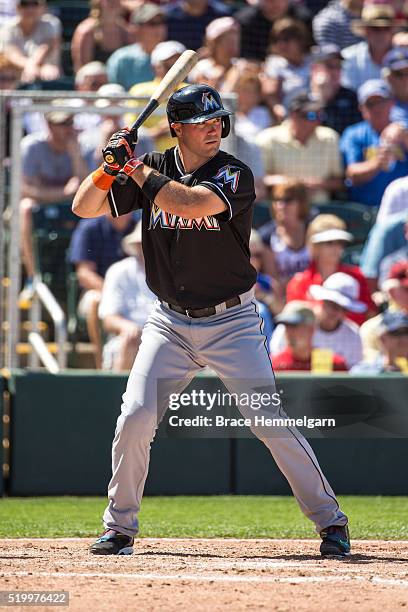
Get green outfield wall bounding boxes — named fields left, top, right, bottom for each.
left=0, top=376, right=4, bottom=496
left=4, top=370, right=408, bottom=496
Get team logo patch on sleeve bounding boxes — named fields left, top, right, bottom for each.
left=213, top=165, right=241, bottom=193
left=202, top=92, right=220, bottom=111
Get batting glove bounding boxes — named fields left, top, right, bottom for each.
left=102, top=127, right=138, bottom=169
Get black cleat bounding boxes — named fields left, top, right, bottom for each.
left=320, top=524, right=351, bottom=559
left=90, top=529, right=134, bottom=555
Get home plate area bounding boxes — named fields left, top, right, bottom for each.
left=1, top=538, right=408, bottom=611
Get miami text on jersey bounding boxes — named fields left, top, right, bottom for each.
left=149, top=203, right=221, bottom=231
left=213, top=165, right=241, bottom=193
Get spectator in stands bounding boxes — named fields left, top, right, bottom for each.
left=351, top=309, right=408, bottom=373
left=309, top=44, right=362, bottom=134
left=271, top=272, right=364, bottom=367
left=19, top=107, right=91, bottom=303
left=126, top=41, right=186, bottom=152
left=256, top=90, right=343, bottom=203
left=73, top=61, right=108, bottom=133
left=1, top=0, right=62, bottom=83
left=81, top=83, right=154, bottom=170
left=99, top=221, right=156, bottom=371
left=107, top=3, right=166, bottom=90
left=272, top=301, right=348, bottom=371
left=165, top=0, right=231, bottom=51
left=22, top=60, right=108, bottom=137
left=236, top=0, right=311, bottom=62
left=341, top=3, right=398, bottom=92
left=382, top=46, right=408, bottom=127
left=69, top=212, right=136, bottom=369
left=313, top=0, right=363, bottom=50
left=258, top=179, right=310, bottom=292
left=379, top=220, right=408, bottom=285
left=249, top=230, right=276, bottom=345
left=0, top=0, right=17, bottom=24
left=286, top=214, right=375, bottom=324
left=222, top=67, right=272, bottom=141
left=361, top=210, right=407, bottom=293
left=360, top=260, right=408, bottom=361
left=377, top=176, right=408, bottom=223
left=263, top=17, right=313, bottom=112
left=71, top=0, right=129, bottom=73
left=189, top=17, right=240, bottom=90
left=340, top=79, right=408, bottom=207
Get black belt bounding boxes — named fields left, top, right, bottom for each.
left=164, top=296, right=241, bottom=318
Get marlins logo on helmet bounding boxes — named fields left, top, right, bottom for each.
left=202, top=91, right=220, bottom=112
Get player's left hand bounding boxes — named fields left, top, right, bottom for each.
left=102, top=127, right=138, bottom=168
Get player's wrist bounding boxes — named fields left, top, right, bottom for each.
left=92, top=164, right=118, bottom=190
left=140, top=169, right=171, bottom=202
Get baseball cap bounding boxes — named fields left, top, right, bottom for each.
left=309, top=228, right=353, bottom=244
left=206, top=17, right=239, bottom=41
left=357, top=79, right=391, bottom=105
left=288, top=90, right=323, bottom=113
left=275, top=301, right=315, bottom=326
left=381, top=260, right=408, bottom=292
left=130, top=3, right=164, bottom=25
left=95, top=83, right=126, bottom=108
left=151, top=41, right=186, bottom=66
left=311, top=44, right=344, bottom=64
left=383, top=47, right=408, bottom=73
left=378, top=310, right=408, bottom=336
left=309, top=272, right=367, bottom=313
left=44, top=98, right=72, bottom=124
left=122, top=221, right=142, bottom=256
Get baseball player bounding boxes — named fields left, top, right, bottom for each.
left=72, top=84, right=350, bottom=559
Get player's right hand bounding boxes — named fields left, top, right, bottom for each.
left=102, top=127, right=138, bottom=169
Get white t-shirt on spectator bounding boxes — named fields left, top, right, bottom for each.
left=235, top=106, right=272, bottom=141
left=341, top=41, right=382, bottom=92
left=2, top=13, right=62, bottom=65
left=99, top=256, right=156, bottom=327
left=270, top=318, right=363, bottom=368
left=376, top=176, right=408, bottom=224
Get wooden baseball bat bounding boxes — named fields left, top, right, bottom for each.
left=104, top=49, right=198, bottom=185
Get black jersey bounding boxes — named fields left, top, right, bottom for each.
left=107, top=146, right=257, bottom=308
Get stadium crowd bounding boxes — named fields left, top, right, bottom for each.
left=1, top=0, right=407, bottom=373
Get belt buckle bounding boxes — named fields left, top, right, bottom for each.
left=185, top=309, right=192, bottom=318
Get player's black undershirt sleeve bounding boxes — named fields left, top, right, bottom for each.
left=198, top=163, right=256, bottom=221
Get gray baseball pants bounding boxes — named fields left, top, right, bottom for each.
left=103, top=291, right=347, bottom=536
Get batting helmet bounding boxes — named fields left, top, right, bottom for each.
left=167, top=84, right=232, bottom=138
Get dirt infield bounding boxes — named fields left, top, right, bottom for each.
left=1, top=538, right=408, bottom=611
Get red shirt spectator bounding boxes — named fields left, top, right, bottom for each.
left=286, top=213, right=376, bottom=324
left=272, top=346, right=348, bottom=371
left=287, top=261, right=374, bottom=325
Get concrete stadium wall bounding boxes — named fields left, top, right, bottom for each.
left=4, top=371, right=408, bottom=496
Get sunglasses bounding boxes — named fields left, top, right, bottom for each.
left=364, top=98, right=389, bottom=108
left=273, top=197, right=297, bottom=204
left=275, top=34, right=298, bottom=43
left=299, top=110, right=325, bottom=121
left=19, top=1, right=42, bottom=6
left=387, top=328, right=408, bottom=337
left=145, top=18, right=165, bottom=26
left=392, top=70, right=408, bottom=79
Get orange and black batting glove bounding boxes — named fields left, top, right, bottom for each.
left=93, top=128, right=139, bottom=190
